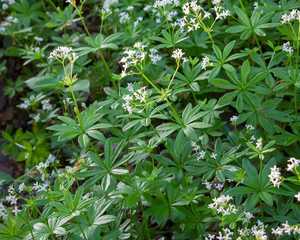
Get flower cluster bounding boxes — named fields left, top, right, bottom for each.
left=1, top=0, right=15, bottom=10
left=205, top=228, right=233, bottom=240
left=287, top=157, right=300, bottom=172
left=49, top=46, right=75, bottom=62
left=203, top=180, right=224, bottom=191
left=5, top=185, right=21, bottom=216
left=119, top=12, right=130, bottom=24
left=180, top=0, right=230, bottom=32
left=18, top=93, right=46, bottom=110
left=122, top=84, right=149, bottom=114
left=208, top=195, right=237, bottom=215
left=200, top=56, right=211, bottom=70
left=171, top=48, right=185, bottom=62
left=153, top=0, right=180, bottom=8
left=281, top=9, right=300, bottom=24
left=268, top=165, right=282, bottom=188
left=282, top=41, right=294, bottom=54
left=0, top=15, right=18, bottom=33
left=272, top=221, right=300, bottom=236
left=149, top=48, right=162, bottom=64
left=192, top=142, right=206, bottom=160
left=120, top=42, right=147, bottom=76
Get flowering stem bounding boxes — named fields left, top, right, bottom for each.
left=75, top=2, right=90, bottom=36
left=167, top=63, right=179, bottom=90
left=140, top=72, right=160, bottom=92
left=140, top=72, right=182, bottom=124
left=294, top=22, right=300, bottom=113
left=69, top=86, right=83, bottom=130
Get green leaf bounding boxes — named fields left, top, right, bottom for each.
left=211, top=78, right=236, bottom=89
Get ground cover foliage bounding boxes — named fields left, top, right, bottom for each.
left=0, top=0, right=300, bottom=239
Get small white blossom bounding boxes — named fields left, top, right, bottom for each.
left=149, top=48, right=162, bottom=64
left=268, top=165, right=282, bottom=188
left=287, top=157, right=300, bottom=172
left=119, top=12, right=130, bottom=24
left=281, top=9, right=300, bottom=24
left=295, top=192, right=300, bottom=202
left=6, top=194, right=17, bottom=205
left=0, top=202, right=7, bottom=219
left=246, top=124, right=254, bottom=130
left=214, top=6, right=230, bottom=20
left=171, top=48, right=184, bottom=61
left=12, top=206, right=21, bottom=216
left=251, top=223, right=268, bottom=240
left=122, top=86, right=149, bottom=114
left=103, top=0, right=118, bottom=11
left=154, top=0, right=179, bottom=8
left=49, top=46, right=74, bottom=61
left=256, top=138, right=263, bottom=150
left=18, top=183, right=26, bottom=193
left=212, top=0, right=222, bottom=5
left=41, top=99, right=53, bottom=111
left=230, top=115, right=238, bottom=123
left=200, top=56, right=210, bottom=70
left=282, top=41, right=294, bottom=54
left=208, top=195, right=237, bottom=216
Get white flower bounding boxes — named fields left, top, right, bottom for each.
left=171, top=48, right=184, bottom=61
left=154, top=0, right=179, bottom=8
left=244, top=211, right=254, bottom=222
left=203, top=180, right=212, bottom=190
left=49, top=46, right=74, bottom=61
left=0, top=202, right=7, bottom=219
left=149, top=48, right=162, bottom=64
left=272, top=221, right=297, bottom=236
left=214, top=6, right=230, bottom=20
left=268, top=165, right=282, bottom=188
left=18, top=183, right=26, bottom=193
left=282, top=41, right=294, bottom=54
left=208, top=195, right=237, bottom=216
left=41, top=99, right=53, bottom=111
left=251, top=224, right=267, bottom=240
left=281, top=9, right=300, bottom=24
left=256, top=138, right=263, bottom=150
left=212, top=0, right=222, bottom=5
left=182, top=3, right=190, bottom=15
left=295, top=192, right=300, bottom=202
left=32, top=182, right=48, bottom=193
left=12, top=206, right=21, bottom=216
left=230, top=115, right=238, bottom=123
left=119, top=12, right=130, bottom=24
left=211, top=152, right=217, bottom=159
left=122, top=86, right=148, bottom=114
left=103, top=0, right=118, bottom=11
left=34, top=36, right=43, bottom=42
left=6, top=194, right=17, bottom=205
left=287, top=157, right=300, bottom=171
left=46, top=154, right=56, bottom=165
left=200, top=56, right=210, bottom=70
left=246, top=124, right=254, bottom=130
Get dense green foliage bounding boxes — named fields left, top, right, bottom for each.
left=0, top=0, right=300, bottom=239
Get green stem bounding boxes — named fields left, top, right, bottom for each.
left=140, top=72, right=160, bottom=92
left=79, top=224, right=88, bottom=240
left=239, top=0, right=246, bottom=12
left=167, top=63, right=179, bottom=90
left=69, top=85, right=83, bottom=130
left=294, top=22, right=300, bottom=113
left=99, top=52, right=115, bottom=88
left=140, top=72, right=182, bottom=124
left=75, top=3, right=90, bottom=36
